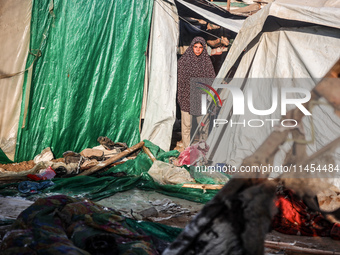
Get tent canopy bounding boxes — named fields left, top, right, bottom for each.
left=207, top=0, right=340, bottom=171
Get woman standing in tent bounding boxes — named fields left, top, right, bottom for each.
left=177, top=36, right=216, bottom=149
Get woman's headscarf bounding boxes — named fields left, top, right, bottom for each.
left=177, top=36, right=216, bottom=115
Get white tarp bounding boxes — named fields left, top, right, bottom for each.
left=0, top=0, right=32, bottom=161
left=207, top=0, right=340, bottom=168
left=214, top=0, right=340, bottom=82
left=140, top=0, right=179, bottom=151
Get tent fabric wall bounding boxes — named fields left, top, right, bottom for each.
left=13, top=0, right=153, bottom=162
left=141, top=0, right=244, bottom=151
left=140, top=0, right=179, bottom=151
left=0, top=0, right=32, bottom=162
left=213, top=0, right=340, bottom=82
left=207, top=0, right=340, bottom=168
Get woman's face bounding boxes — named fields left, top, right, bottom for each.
left=193, top=42, right=204, bottom=56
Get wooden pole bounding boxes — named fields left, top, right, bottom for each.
left=227, top=0, right=231, bottom=11
left=265, top=240, right=340, bottom=255
left=78, top=141, right=145, bottom=176
left=182, top=183, right=224, bottom=190
left=142, top=146, right=156, bottom=162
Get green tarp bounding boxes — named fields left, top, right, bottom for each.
left=125, top=218, right=182, bottom=242
left=14, top=0, right=153, bottom=162
left=0, top=140, right=226, bottom=203
left=0, top=150, right=12, bottom=164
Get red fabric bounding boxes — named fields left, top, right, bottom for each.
left=176, top=141, right=210, bottom=166
left=27, top=174, right=43, bottom=181
left=27, top=167, right=56, bottom=181
left=272, top=189, right=340, bottom=239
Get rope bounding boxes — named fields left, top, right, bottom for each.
left=199, top=0, right=229, bottom=14
left=154, top=0, right=223, bottom=41
left=0, top=5, right=55, bottom=80
left=0, top=50, right=41, bottom=80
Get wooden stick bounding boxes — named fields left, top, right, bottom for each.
left=78, top=141, right=145, bottom=176
left=109, top=161, right=126, bottom=167
left=226, top=0, right=231, bottom=11
left=265, top=240, right=340, bottom=255
left=182, top=183, right=224, bottom=190
left=0, top=176, right=28, bottom=182
left=142, top=146, right=156, bottom=162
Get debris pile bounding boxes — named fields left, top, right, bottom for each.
left=0, top=137, right=137, bottom=182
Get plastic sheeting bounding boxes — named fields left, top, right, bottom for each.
left=0, top=195, right=176, bottom=254
left=140, top=0, right=179, bottom=151
left=214, top=0, right=340, bottom=81
left=0, top=140, right=221, bottom=203
left=0, top=0, right=32, bottom=162
left=14, top=0, right=153, bottom=162
left=148, top=160, right=195, bottom=185
left=207, top=0, right=340, bottom=168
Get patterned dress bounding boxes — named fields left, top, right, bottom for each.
left=177, top=36, right=216, bottom=116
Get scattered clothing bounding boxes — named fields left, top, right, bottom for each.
left=175, top=141, right=210, bottom=166
left=27, top=166, right=56, bottom=181
left=0, top=195, right=160, bottom=254
left=148, top=160, right=194, bottom=185
left=17, top=180, right=54, bottom=194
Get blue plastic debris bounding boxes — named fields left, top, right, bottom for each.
left=18, top=181, right=54, bottom=194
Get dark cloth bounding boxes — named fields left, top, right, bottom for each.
left=206, top=27, right=235, bottom=42
left=178, top=20, right=206, bottom=47
left=177, top=37, right=215, bottom=115
left=0, top=195, right=159, bottom=254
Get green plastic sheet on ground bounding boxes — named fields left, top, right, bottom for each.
left=98, top=140, right=223, bottom=203
left=0, top=195, right=181, bottom=253
left=125, top=218, right=182, bottom=243
left=98, top=140, right=179, bottom=176
left=0, top=216, right=181, bottom=244
left=0, top=140, right=226, bottom=204
left=15, top=0, right=153, bottom=162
